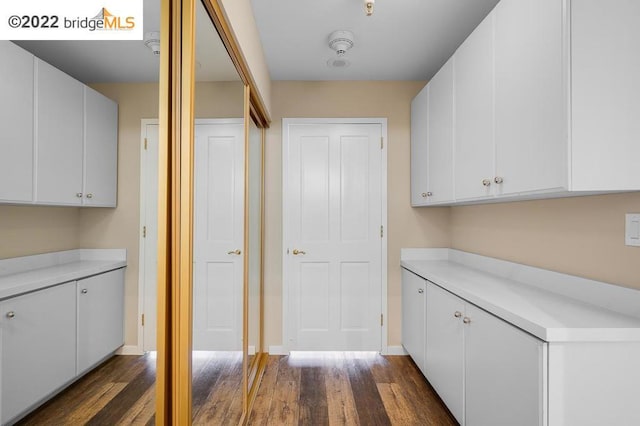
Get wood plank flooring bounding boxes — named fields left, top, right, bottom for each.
left=17, top=352, right=456, bottom=426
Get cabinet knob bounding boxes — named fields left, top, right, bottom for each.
left=482, top=179, right=491, bottom=187
left=463, top=317, right=471, bottom=324
left=76, top=192, right=83, bottom=198
left=427, top=192, right=433, bottom=197
left=6, top=311, right=15, bottom=319
left=418, top=288, right=424, bottom=294
left=494, top=176, right=504, bottom=184
left=81, top=288, right=88, bottom=294
left=421, top=192, right=427, bottom=198
left=86, top=193, right=93, bottom=199
left=454, top=311, right=462, bottom=318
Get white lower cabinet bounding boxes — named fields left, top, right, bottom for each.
left=0, top=282, right=77, bottom=425
left=403, top=273, right=546, bottom=426
left=77, top=268, right=125, bottom=374
left=0, top=268, right=125, bottom=424
left=425, top=281, right=465, bottom=423
left=401, top=269, right=426, bottom=373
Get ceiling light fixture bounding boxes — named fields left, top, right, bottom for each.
left=327, top=30, right=354, bottom=68
left=365, top=0, right=375, bottom=16
left=144, top=31, right=161, bottom=55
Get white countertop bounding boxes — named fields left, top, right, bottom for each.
left=0, top=249, right=126, bottom=300
left=401, top=249, right=640, bottom=343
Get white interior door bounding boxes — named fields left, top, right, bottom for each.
left=140, top=120, right=244, bottom=352
left=193, top=121, right=244, bottom=351
left=284, top=120, right=385, bottom=351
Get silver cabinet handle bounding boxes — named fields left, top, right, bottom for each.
left=418, top=288, right=424, bottom=294
left=421, top=192, right=427, bottom=198
left=6, top=311, right=15, bottom=319
left=454, top=311, right=462, bottom=318
left=482, top=179, right=491, bottom=187
left=421, top=192, right=433, bottom=198
left=76, top=192, right=83, bottom=198
left=86, top=193, right=93, bottom=199
left=227, top=249, right=242, bottom=255
left=494, top=176, right=504, bottom=184
left=81, top=288, right=88, bottom=294
left=463, top=317, right=471, bottom=324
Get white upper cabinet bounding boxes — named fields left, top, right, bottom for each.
left=426, top=58, right=455, bottom=204
left=35, top=59, right=85, bottom=205
left=0, top=42, right=118, bottom=207
left=570, top=0, right=640, bottom=191
left=0, top=42, right=34, bottom=203
left=410, top=85, right=429, bottom=206
left=411, top=0, right=640, bottom=206
left=454, top=14, right=495, bottom=202
left=493, top=0, right=566, bottom=196
left=84, top=86, right=118, bottom=207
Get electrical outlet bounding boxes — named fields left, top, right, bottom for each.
left=625, top=214, right=640, bottom=247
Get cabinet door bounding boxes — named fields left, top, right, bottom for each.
left=494, top=0, right=567, bottom=196
left=84, top=87, right=118, bottom=207
left=425, top=282, right=465, bottom=424
left=0, top=282, right=76, bottom=424
left=77, top=268, right=125, bottom=374
left=426, top=58, right=455, bottom=203
left=410, top=85, right=429, bottom=206
left=454, top=14, right=495, bottom=201
left=465, top=304, right=546, bottom=426
left=570, top=0, right=640, bottom=191
left=401, top=268, right=426, bottom=372
left=35, top=59, right=84, bottom=205
left=0, top=42, right=34, bottom=203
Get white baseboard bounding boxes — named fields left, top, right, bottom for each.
left=116, top=345, right=144, bottom=356
left=384, top=345, right=408, bottom=355
left=268, top=345, right=288, bottom=355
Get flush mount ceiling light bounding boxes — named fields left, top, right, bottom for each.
left=144, top=31, right=160, bottom=56
left=365, top=0, right=375, bottom=16
left=327, top=30, right=354, bottom=68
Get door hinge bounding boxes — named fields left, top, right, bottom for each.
left=380, top=225, right=384, bottom=238
left=141, top=314, right=145, bottom=326
left=144, top=138, right=148, bottom=150
left=142, top=226, right=146, bottom=238
left=380, top=137, right=384, bottom=149
left=381, top=314, right=384, bottom=326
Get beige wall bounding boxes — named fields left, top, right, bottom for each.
left=451, top=192, right=640, bottom=290
left=264, top=81, right=452, bottom=349
left=220, top=0, right=272, bottom=117
left=80, top=81, right=243, bottom=347
left=0, top=206, right=80, bottom=259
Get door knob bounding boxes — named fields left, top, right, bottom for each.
left=292, top=249, right=306, bottom=255
left=227, top=249, right=242, bottom=255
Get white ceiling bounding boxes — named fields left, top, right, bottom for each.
left=14, top=0, right=239, bottom=84
left=250, top=0, right=500, bottom=80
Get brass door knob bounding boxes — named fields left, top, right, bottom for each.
left=292, top=249, right=306, bottom=255
left=227, top=249, right=242, bottom=255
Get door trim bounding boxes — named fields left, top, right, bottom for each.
left=281, top=117, right=388, bottom=354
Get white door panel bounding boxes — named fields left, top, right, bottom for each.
left=286, top=122, right=383, bottom=351
left=193, top=122, right=244, bottom=351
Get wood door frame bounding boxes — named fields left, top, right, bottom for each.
left=281, top=117, right=389, bottom=354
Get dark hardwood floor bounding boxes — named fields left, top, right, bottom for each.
left=17, top=352, right=456, bottom=426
